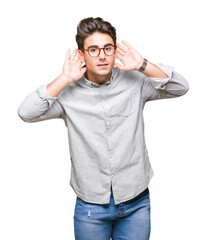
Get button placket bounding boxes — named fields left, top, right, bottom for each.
left=100, top=84, right=115, bottom=189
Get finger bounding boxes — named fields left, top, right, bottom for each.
left=65, top=49, right=71, bottom=61
left=116, top=51, right=125, bottom=62
left=121, top=40, right=132, bottom=49
left=74, top=50, right=79, bottom=61
left=116, top=42, right=128, bottom=52
left=116, top=47, right=125, bottom=56
left=70, top=48, right=78, bottom=60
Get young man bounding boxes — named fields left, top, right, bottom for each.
left=18, top=17, right=189, bottom=240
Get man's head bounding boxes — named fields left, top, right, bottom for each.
left=76, top=17, right=116, bottom=51
left=76, top=17, right=117, bottom=83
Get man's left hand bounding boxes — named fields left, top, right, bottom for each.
left=115, top=40, right=144, bottom=71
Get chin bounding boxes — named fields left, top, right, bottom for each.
left=96, top=70, right=111, bottom=76
left=97, top=66, right=113, bottom=74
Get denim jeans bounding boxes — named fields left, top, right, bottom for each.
left=73, top=186, right=151, bottom=240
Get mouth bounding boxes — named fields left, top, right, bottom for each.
left=97, top=63, right=109, bottom=67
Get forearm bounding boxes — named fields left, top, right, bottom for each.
left=46, top=73, right=71, bottom=98
left=141, top=63, right=189, bottom=101
left=18, top=85, right=64, bottom=123
left=139, top=61, right=168, bottom=79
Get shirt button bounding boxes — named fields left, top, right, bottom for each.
left=107, top=136, right=110, bottom=139
left=103, top=101, right=106, bottom=104
left=112, top=174, right=114, bottom=178
left=109, top=154, right=112, bottom=158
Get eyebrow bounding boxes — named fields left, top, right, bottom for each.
left=87, top=43, right=114, bottom=48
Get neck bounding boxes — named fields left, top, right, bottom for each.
left=85, top=70, right=112, bottom=85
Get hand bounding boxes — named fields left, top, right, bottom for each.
left=115, top=40, right=144, bottom=71
left=62, top=48, right=87, bottom=83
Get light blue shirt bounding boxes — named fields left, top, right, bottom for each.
left=18, top=63, right=189, bottom=205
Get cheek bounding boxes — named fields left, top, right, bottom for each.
left=110, top=55, right=116, bottom=64
left=85, top=57, right=95, bottom=67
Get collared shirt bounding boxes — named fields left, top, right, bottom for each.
left=18, top=63, right=189, bottom=205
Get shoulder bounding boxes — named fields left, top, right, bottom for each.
left=113, top=67, right=145, bottom=87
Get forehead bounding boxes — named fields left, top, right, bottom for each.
left=84, top=32, right=114, bottom=48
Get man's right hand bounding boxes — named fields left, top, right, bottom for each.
left=46, top=48, right=87, bottom=98
left=62, top=48, right=87, bottom=84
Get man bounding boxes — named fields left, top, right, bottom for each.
left=18, top=17, right=189, bottom=240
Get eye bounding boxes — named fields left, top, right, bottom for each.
left=105, top=46, right=112, bottom=51
left=89, top=47, right=98, bottom=53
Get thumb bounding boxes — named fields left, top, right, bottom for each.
left=115, top=62, right=126, bottom=71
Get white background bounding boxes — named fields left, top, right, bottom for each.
left=1, top=0, right=206, bottom=239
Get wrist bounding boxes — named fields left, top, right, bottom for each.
left=137, top=58, right=148, bottom=72
left=135, top=58, right=144, bottom=71
left=60, top=73, right=73, bottom=86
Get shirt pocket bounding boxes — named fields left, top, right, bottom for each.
left=110, top=89, right=137, bottom=117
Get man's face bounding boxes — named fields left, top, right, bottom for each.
left=79, top=32, right=116, bottom=78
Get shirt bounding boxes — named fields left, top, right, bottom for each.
left=18, top=63, right=189, bottom=205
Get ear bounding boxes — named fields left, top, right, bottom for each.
left=114, top=47, right=118, bottom=58
left=78, top=49, right=85, bottom=62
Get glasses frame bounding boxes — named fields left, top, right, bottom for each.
left=82, top=44, right=117, bottom=57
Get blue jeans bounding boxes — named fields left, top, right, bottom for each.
left=73, top=187, right=151, bottom=240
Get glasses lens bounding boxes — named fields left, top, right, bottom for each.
left=88, top=46, right=99, bottom=57
left=104, top=45, right=115, bottom=56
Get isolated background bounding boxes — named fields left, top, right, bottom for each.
left=1, top=0, right=206, bottom=239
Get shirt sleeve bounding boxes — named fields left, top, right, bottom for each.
left=141, top=63, right=189, bottom=102
left=18, top=84, right=67, bottom=125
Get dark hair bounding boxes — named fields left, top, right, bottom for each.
left=75, top=17, right=116, bottom=50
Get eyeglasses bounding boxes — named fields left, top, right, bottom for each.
left=82, top=44, right=117, bottom=57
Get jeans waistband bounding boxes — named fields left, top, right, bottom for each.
left=110, top=186, right=149, bottom=205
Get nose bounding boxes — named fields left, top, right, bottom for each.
left=99, top=48, right=105, bottom=58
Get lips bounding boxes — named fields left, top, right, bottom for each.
left=97, top=63, right=108, bottom=66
